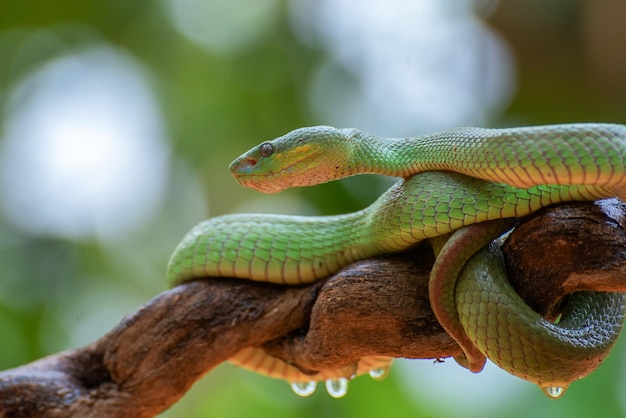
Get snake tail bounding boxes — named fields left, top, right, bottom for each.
left=456, top=240, right=625, bottom=397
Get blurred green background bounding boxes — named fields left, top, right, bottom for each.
left=1, top=0, right=626, bottom=417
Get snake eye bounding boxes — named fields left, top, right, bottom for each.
left=259, top=142, right=274, bottom=158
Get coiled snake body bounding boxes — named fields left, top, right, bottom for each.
left=168, top=123, right=626, bottom=397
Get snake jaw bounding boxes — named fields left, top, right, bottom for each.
left=230, top=162, right=287, bottom=193
left=236, top=177, right=284, bottom=194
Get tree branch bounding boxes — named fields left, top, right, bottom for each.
left=1, top=200, right=625, bottom=417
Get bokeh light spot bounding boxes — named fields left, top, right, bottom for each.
left=0, top=45, right=169, bottom=241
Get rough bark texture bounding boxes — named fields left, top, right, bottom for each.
left=1, top=200, right=626, bottom=418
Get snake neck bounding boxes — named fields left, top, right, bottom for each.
left=346, top=127, right=504, bottom=178
left=345, top=129, right=437, bottom=178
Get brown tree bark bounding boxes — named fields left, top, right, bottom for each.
left=1, top=200, right=625, bottom=418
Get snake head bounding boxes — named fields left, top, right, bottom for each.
left=229, top=126, right=353, bottom=193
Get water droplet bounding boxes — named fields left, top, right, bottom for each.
left=325, top=377, right=348, bottom=398
left=368, top=367, right=388, bottom=380
left=290, top=381, right=317, bottom=397
left=542, top=386, right=567, bottom=399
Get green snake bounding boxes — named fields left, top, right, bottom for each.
left=168, top=123, right=626, bottom=397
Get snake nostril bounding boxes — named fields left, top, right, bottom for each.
left=246, top=157, right=258, bottom=166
